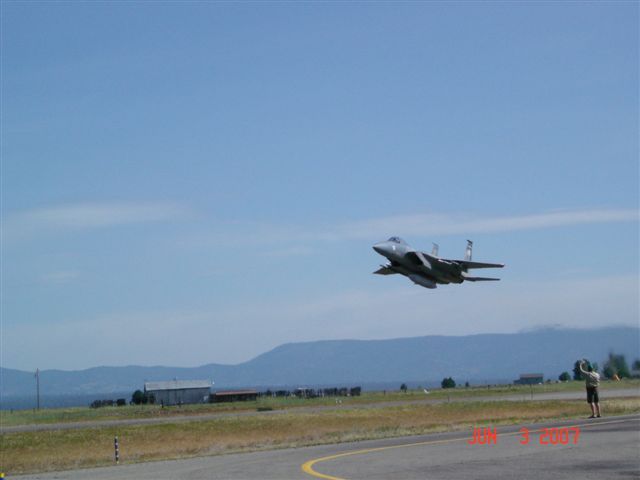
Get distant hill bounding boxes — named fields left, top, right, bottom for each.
left=2, top=326, right=638, bottom=408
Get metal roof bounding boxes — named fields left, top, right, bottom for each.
left=214, top=390, right=258, bottom=396
left=144, top=380, right=212, bottom=391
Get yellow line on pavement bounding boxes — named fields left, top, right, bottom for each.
left=300, top=417, right=637, bottom=480
left=301, top=436, right=467, bottom=480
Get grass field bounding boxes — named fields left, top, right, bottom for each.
left=2, top=379, right=639, bottom=428
left=2, top=395, right=639, bottom=475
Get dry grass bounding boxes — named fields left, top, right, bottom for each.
left=2, top=397, right=639, bottom=475
left=3, top=378, right=638, bottom=428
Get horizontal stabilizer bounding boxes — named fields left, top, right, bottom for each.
left=373, top=265, right=397, bottom=275
left=463, top=275, right=501, bottom=282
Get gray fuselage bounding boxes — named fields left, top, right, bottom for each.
left=373, top=238, right=463, bottom=287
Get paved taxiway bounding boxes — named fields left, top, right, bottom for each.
left=15, top=414, right=639, bottom=480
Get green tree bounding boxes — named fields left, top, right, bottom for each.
left=558, top=372, right=571, bottom=382
left=603, top=363, right=616, bottom=379
left=632, top=359, right=640, bottom=371
left=400, top=383, right=408, bottom=393
left=603, top=352, right=631, bottom=379
left=131, top=390, right=145, bottom=405
left=441, top=377, right=456, bottom=389
left=572, top=360, right=584, bottom=381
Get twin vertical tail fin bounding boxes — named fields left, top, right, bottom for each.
left=465, top=240, right=473, bottom=261
left=431, top=243, right=439, bottom=256
left=459, top=239, right=504, bottom=278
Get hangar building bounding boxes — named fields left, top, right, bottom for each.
left=212, top=390, right=258, bottom=403
left=144, top=380, right=212, bottom=406
left=514, top=373, right=544, bottom=385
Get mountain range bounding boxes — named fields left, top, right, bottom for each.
left=2, top=326, right=638, bottom=406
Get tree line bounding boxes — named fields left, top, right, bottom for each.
left=558, top=352, right=639, bottom=382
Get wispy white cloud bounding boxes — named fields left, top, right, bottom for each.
left=187, top=208, right=639, bottom=248
left=6, top=205, right=635, bottom=247
left=329, top=208, right=640, bottom=240
left=3, top=201, right=191, bottom=240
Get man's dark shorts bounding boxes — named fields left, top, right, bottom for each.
left=586, top=386, right=599, bottom=403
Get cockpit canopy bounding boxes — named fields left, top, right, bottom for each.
left=387, top=237, right=407, bottom=245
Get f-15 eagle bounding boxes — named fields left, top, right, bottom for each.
left=373, top=237, right=504, bottom=289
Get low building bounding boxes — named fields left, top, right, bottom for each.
left=212, top=390, right=258, bottom=403
left=514, top=373, right=544, bottom=385
left=144, top=380, right=212, bottom=406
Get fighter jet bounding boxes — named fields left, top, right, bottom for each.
left=372, top=237, right=504, bottom=289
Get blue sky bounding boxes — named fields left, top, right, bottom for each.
left=2, top=2, right=638, bottom=371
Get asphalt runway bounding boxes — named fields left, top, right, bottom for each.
left=15, top=414, right=640, bottom=480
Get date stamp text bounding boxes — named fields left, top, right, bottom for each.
left=468, top=426, right=581, bottom=446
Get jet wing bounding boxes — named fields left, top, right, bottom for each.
left=451, top=260, right=505, bottom=270
left=421, top=252, right=453, bottom=264
left=373, top=265, right=398, bottom=275
left=420, top=252, right=503, bottom=270
left=406, top=251, right=431, bottom=267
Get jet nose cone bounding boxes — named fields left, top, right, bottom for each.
left=373, top=243, right=386, bottom=255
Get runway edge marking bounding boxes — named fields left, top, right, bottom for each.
left=300, top=417, right=639, bottom=480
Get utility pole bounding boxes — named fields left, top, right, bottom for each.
left=35, top=368, right=40, bottom=410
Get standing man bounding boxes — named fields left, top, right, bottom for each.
left=579, top=360, right=601, bottom=418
